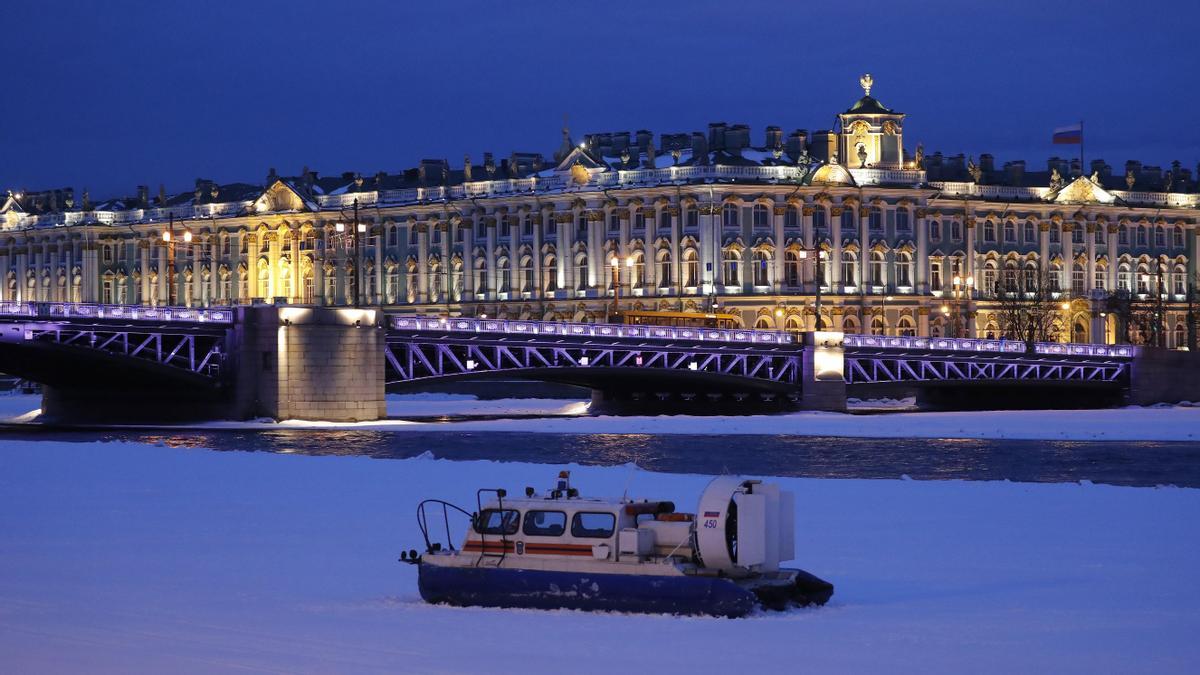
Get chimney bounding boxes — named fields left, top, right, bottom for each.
left=464, top=155, right=472, bottom=181
left=707, top=122, right=727, bottom=151
left=786, top=130, right=808, bottom=160
left=267, top=167, right=277, bottom=183
left=1005, top=160, right=1025, bottom=186
left=158, top=184, right=167, bottom=205
left=1069, top=158, right=1082, bottom=176
left=136, top=185, right=149, bottom=207
left=979, top=154, right=994, bottom=173
left=635, top=130, right=653, bottom=153
left=483, top=152, right=495, bottom=177
left=765, top=126, right=783, bottom=149
left=691, top=132, right=709, bottom=163
left=725, top=124, right=750, bottom=154
left=613, top=132, right=630, bottom=153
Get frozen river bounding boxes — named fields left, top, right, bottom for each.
left=4, top=426, right=1200, bottom=488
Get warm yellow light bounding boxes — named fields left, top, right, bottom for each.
left=626, top=257, right=635, bottom=268
left=886, top=295, right=894, bottom=301
left=952, top=275, right=961, bottom=285
left=1061, top=302, right=1070, bottom=310
left=161, top=231, right=171, bottom=242
left=774, top=308, right=784, bottom=318
left=610, top=256, right=619, bottom=267
left=183, top=230, right=193, bottom=243
left=941, top=305, right=950, bottom=314
left=335, top=222, right=345, bottom=233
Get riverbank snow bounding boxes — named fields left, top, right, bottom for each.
left=0, top=440, right=1197, bottom=673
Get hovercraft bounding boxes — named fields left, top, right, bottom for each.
left=400, top=471, right=832, bottom=617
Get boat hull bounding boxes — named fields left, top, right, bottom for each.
left=418, top=562, right=759, bottom=617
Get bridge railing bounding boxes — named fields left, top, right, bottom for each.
left=0, top=302, right=235, bottom=325
left=390, top=316, right=797, bottom=346
left=843, top=334, right=1135, bottom=359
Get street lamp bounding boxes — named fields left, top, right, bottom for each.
left=798, top=246, right=827, bottom=331
left=948, top=274, right=974, bottom=338
left=610, top=255, right=620, bottom=320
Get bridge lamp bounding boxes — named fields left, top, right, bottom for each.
left=335, top=222, right=345, bottom=233
left=610, top=256, right=619, bottom=268
left=161, top=231, right=171, bottom=242
left=625, top=256, right=635, bottom=268
left=466, top=359, right=477, bottom=371
left=183, top=230, right=193, bottom=244
left=688, top=361, right=698, bottom=371
left=774, top=308, right=784, bottom=318
left=357, top=222, right=367, bottom=234
left=1061, top=302, right=1070, bottom=311
left=580, top=356, right=590, bottom=366
left=941, top=304, right=950, bottom=315
left=952, top=275, right=961, bottom=286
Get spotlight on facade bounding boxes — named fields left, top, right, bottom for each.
left=580, top=356, right=590, bottom=366
left=466, top=359, right=477, bottom=371
left=775, top=308, right=784, bottom=318
left=688, top=361, right=698, bottom=370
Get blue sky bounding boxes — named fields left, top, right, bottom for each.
left=2, top=0, right=1197, bottom=197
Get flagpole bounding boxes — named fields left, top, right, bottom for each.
left=1080, top=119, right=1084, bottom=173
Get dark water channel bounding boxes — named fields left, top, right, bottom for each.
left=3, top=425, right=1199, bottom=488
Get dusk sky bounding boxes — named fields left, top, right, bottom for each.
left=3, top=0, right=1198, bottom=198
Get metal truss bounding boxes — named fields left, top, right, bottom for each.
left=0, top=301, right=234, bottom=325
left=844, top=352, right=1127, bottom=385
left=12, top=324, right=227, bottom=377
left=384, top=335, right=800, bottom=386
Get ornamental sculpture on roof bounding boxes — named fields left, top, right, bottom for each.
left=859, top=73, right=874, bottom=96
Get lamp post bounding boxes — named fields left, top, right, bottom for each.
left=881, top=294, right=894, bottom=336
left=797, top=245, right=827, bottom=331
left=160, top=215, right=193, bottom=307
left=610, top=255, right=620, bottom=320
left=949, top=274, right=974, bottom=338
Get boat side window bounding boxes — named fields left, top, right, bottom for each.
left=570, top=512, right=616, bottom=539
left=474, top=509, right=520, bottom=536
left=522, top=510, right=567, bottom=537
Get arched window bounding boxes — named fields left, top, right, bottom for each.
left=1135, top=264, right=1149, bottom=293
left=784, top=250, right=801, bottom=287
left=841, top=315, right=860, bottom=334
left=812, top=207, right=827, bottom=231
left=784, top=206, right=800, bottom=229
left=1174, top=323, right=1186, bottom=349
left=657, top=250, right=671, bottom=287
left=896, top=209, right=910, bottom=232
left=574, top=253, right=588, bottom=291
left=1023, top=261, right=1038, bottom=292
left=840, top=251, right=857, bottom=287
left=1072, top=263, right=1085, bottom=293
left=633, top=210, right=645, bottom=232
left=752, top=204, right=769, bottom=229
left=982, top=260, right=997, bottom=294
left=870, top=316, right=885, bottom=336
left=868, top=207, right=882, bottom=231
left=684, top=207, right=698, bottom=230
left=522, top=216, right=533, bottom=237
left=841, top=208, right=855, bottom=231
left=542, top=256, right=557, bottom=293
left=722, top=248, right=741, bottom=286
left=519, top=255, right=534, bottom=293
left=722, top=204, right=739, bottom=228
left=1155, top=226, right=1165, bottom=247
left=629, top=251, right=645, bottom=288
left=1004, top=221, right=1016, bottom=242
left=496, top=257, right=511, bottom=293
left=1094, top=262, right=1107, bottom=291
left=785, top=315, right=802, bottom=332
left=1172, top=226, right=1184, bottom=247
left=1049, top=261, right=1063, bottom=291
left=929, top=220, right=941, bottom=243
left=1174, top=265, right=1187, bottom=295
left=752, top=249, right=770, bottom=286
left=1023, top=221, right=1035, bottom=243
left=1136, top=226, right=1147, bottom=246
left=474, top=259, right=487, bottom=293
left=870, top=251, right=886, bottom=286
left=683, top=249, right=699, bottom=287
left=897, top=316, right=916, bottom=337
left=983, top=220, right=996, bottom=243
left=1117, top=262, right=1131, bottom=291
left=1002, top=261, right=1017, bottom=293
left=1049, top=225, right=1061, bottom=244
left=755, top=316, right=772, bottom=329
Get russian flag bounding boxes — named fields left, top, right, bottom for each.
left=1052, top=123, right=1082, bottom=145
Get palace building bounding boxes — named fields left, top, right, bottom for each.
left=2, top=75, right=1198, bottom=346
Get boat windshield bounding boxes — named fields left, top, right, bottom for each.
left=474, top=509, right=520, bottom=535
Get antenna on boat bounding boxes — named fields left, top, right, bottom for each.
left=620, top=454, right=639, bottom=502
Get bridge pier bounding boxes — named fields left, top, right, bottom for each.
left=1127, top=347, right=1200, bottom=406
left=800, top=332, right=848, bottom=412
left=228, top=306, right=386, bottom=422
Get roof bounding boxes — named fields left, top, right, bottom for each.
left=845, top=95, right=895, bottom=115
left=808, top=162, right=857, bottom=187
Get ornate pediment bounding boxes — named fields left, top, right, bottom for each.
left=254, top=180, right=315, bottom=214
left=1046, top=176, right=1121, bottom=206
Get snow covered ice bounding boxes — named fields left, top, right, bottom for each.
left=1, top=439, right=1198, bottom=673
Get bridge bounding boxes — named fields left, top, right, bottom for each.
left=0, top=301, right=1184, bottom=422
